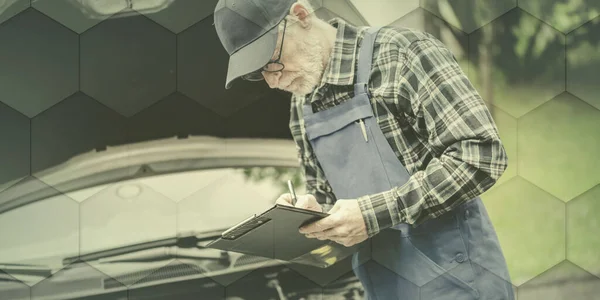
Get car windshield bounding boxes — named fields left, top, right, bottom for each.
left=1, top=166, right=304, bottom=268
left=0, top=137, right=345, bottom=300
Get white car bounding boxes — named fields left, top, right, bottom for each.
left=0, top=136, right=364, bottom=300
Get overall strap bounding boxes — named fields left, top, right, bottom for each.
left=354, top=27, right=381, bottom=97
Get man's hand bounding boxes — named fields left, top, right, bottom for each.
left=275, top=193, right=322, bottom=212
left=299, top=199, right=368, bottom=247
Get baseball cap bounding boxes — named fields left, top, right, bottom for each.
left=214, top=0, right=298, bottom=89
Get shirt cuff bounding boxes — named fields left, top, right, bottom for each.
left=357, top=190, right=402, bottom=237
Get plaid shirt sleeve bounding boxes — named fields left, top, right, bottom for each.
left=356, top=39, right=508, bottom=237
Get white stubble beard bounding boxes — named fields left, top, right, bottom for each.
left=289, top=36, right=327, bottom=97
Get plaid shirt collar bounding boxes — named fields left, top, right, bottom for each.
left=308, top=18, right=364, bottom=103
left=320, top=18, right=362, bottom=86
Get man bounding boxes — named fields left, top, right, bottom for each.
left=214, top=0, right=515, bottom=299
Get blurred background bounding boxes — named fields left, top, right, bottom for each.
left=0, top=0, right=599, bottom=299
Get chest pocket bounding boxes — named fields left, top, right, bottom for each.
left=303, top=101, right=395, bottom=199
left=305, top=103, right=373, bottom=141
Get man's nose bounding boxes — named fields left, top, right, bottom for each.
left=262, top=71, right=281, bottom=89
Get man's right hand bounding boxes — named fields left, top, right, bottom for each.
left=275, top=193, right=322, bottom=212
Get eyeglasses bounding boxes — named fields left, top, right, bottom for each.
left=242, top=19, right=287, bottom=81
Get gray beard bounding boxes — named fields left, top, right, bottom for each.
left=292, top=38, right=326, bottom=96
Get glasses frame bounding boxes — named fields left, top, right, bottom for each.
left=242, top=19, right=287, bottom=82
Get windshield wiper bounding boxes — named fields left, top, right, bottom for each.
left=97, top=248, right=230, bottom=264
left=62, top=230, right=227, bottom=266
left=0, top=263, right=53, bottom=277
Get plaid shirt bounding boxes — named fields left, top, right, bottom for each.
left=289, top=18, right=508, bottom=237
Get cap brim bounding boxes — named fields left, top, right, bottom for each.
left=225, top=26, right=279, bottom=89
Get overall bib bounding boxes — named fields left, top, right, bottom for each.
left=302, top=27, right=515, bottom=300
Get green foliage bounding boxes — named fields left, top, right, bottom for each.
left=240, top=166, right=305, bottom=195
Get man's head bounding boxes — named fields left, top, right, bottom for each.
left=214, top=0, right=336, bottom=96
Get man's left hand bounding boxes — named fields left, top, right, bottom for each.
left=299, top=199, right=368, bottom=247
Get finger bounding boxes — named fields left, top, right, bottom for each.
left=308, top=225, right=351, bottom=239
left=306, top=230, right=344, bottom=240
left=299, top=215, right=339, bottom=234
left=295, top=194, right=321, bottom=211
left=275, top=193, right=293, bottom=206
left=294, top=195, right=310, bottom=209
left=327, top=201, right=341, bottom=214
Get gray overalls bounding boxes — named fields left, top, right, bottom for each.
left=302, top=27, right=515, bottom=300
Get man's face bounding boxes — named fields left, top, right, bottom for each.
left=261, top=21, right=326, bottom=96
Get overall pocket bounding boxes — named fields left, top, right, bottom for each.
left=304, top=104, right=384, bottom=199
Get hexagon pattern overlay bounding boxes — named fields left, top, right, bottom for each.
left=0, top=0, right=599, bottom=298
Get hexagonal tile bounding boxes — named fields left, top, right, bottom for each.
left=0, top=179, right=78, bottom=286
left=224, top=91, right=293, bottom=139
left=390, top=7, right=468, bottom=68
left=320, top=0, right=368, bottom=26
left=455, top=260, right=518, bottom=299
left=371, top=228, right=452, bottom=288
left=517, top=92, right=600, bottom=202
left=128, top=92, right=227, bottom=144
left=285, top=240, right=370, bottom=287
left=141, top=0, right=218, bottom=33
left=177, top=169, right=284, bottom=234
left=321, top=269, right=363, bottom=299
left=567, top=15, right=600, bottom=110
left=479, top=105, right=518, bottom=193
left=80, top=8, right=176, bottom=117
left=0, top=102, right=30, bottom=187
left=204, top=254, right=274, bottom=287
left=0, top=0, right=29, bottom=26
left=420, top=269, right=481, bottom=299
left=421, top=0, right=516, bottom=34
left=127, top=260, right=225, bottom=299
left=348, top=0, right=418, bottom=26
left=80, top=182, right=177, bottom=283
left=517, top=260, right=600, bottom=299
left=468, top=8, right=566, bottom=118
left=0, top=0, right=30, bottom=24
left=30, top=261, right=128, bottom=300
left=345, top=259, right=421, bottom=298
left=138, top=168, right=230, bottom=204
left=519, top=0, right=600, bottom=34
left=0, top=270, right=30, bottom=300
left=30, top=92, right=128, bottom=174
left=480, top=176, right=565, bottom=286
left=311, top=3, right=353, bottom=26
left=225, top=264, right=322, bottom=300
left=0, top=177, right=23, bottom=195
left=177, top=17, right=271, bottom=117
left=566, top=184, right=600, bottom=278
left=31, top=0, right=127, bottom=34
left=0, top=176, right=59, bottom=215
left=0, top=8, right=78, bottom=118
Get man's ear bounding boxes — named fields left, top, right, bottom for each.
left=290, top=3, right=312, bottom=29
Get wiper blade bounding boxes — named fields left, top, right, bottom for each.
left=98, top=247, right=230, bottom=264
left=0, top=263, right=53, bottom=277
left=62, top=230, right=224, bottom=266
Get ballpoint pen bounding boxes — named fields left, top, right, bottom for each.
left=287, top=180, right=298, bottom=206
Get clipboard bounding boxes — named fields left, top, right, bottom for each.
left=205, top=204, right=360, bottom=268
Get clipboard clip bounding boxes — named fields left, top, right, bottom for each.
left=221, top=214, right=256, bottom=238
left=221, top=214, right=271, bottom=240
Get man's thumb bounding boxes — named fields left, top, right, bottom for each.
left=327, top=201, right=341, bottom=214
left=295, top=195, right=311, bottom=209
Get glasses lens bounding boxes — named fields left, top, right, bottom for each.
left=263, top=62, right=284, bottom=73
left=242, top=70, right=264, bottom=81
